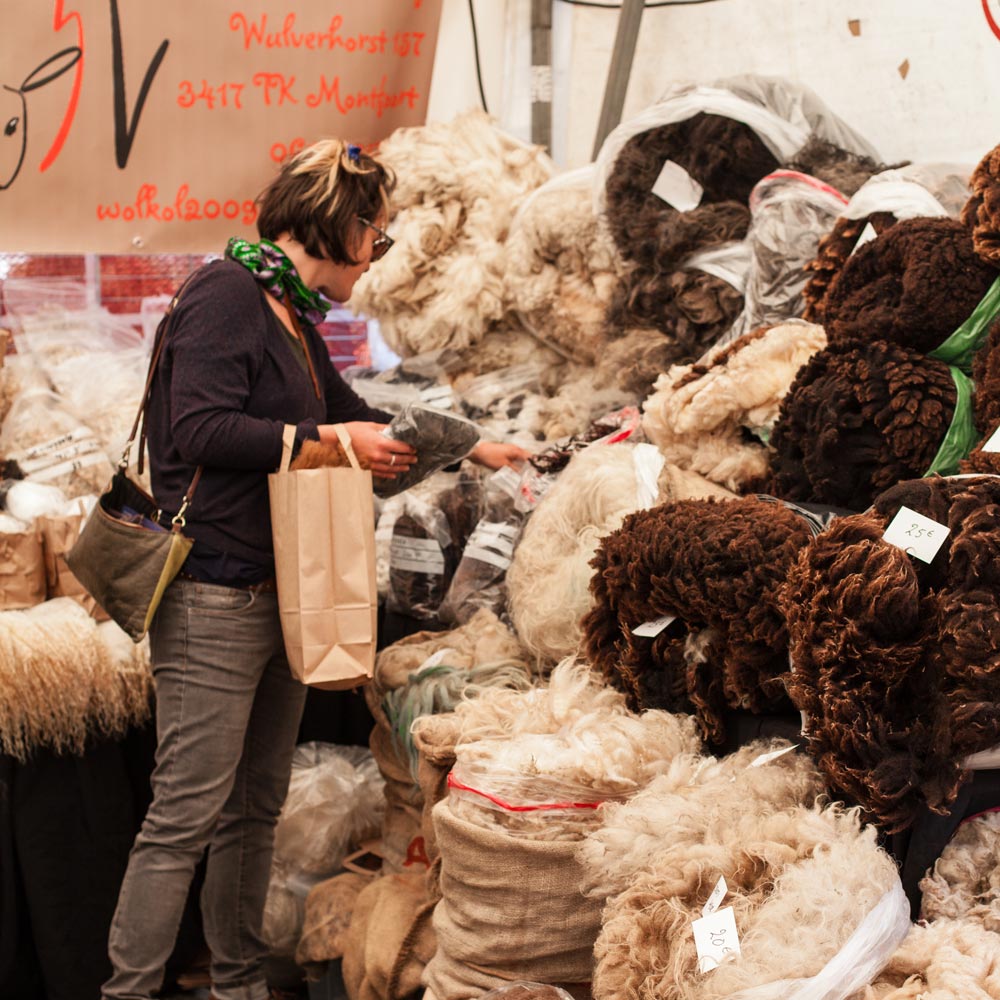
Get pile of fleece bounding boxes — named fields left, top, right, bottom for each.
left=780, top=475, right=1000, bottom=831
left=503, top=166, right=625, bottom=365
left=642, top=320, right=827, bottom=492
left=349, top=109, right=554, bottom=357
left=507, top=442, right=731, bottom=666
left=583, top=496, right=814, bottom=743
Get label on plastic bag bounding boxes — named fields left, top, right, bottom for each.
left=464, top=521, right=519, bottom=570
left=652, top=159, right=704, bottom=212
left=28, top=450, right=108, bottom=484
left=693, top=905, right=741, bottom=973
left=18, top=427, right=97, bottom=461
left=490, top=465, right=523, bottom=501
left=850, top=221, right=878, bottom=255
left=18, top=438, right=105, bottom=475
left=882, top=506, right=949, bottom=564
left=982, top=425, right=1000, bottom=453
left=702, top=876, right=728, bottom=917
left=390, top=536, right=445, bottom=575
left=419, top=384, right=455, bottom=409
left=632, top=614, right=677, bottom=638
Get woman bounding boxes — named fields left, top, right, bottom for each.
left=102, top=139, right=526, bottom=1000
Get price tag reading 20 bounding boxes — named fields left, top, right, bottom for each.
left=692, top=905, right=741, bottom=973
left=881, top=505, right=950, bottom=564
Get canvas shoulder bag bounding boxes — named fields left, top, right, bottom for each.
left=66, top=280, right=202, bottom=642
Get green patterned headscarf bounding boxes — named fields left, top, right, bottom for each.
left=225, top=237, right=332, bottom=326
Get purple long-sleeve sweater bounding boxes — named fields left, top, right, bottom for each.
left=146, top=259, right=389, bottom=573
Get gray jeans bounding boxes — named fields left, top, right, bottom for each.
left=103, top=579, right=307, bottom=1000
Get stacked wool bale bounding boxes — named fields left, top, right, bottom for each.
left=767, top=215, right=999, bottom=509
left=0, top=599, right=151, bottom=760
left=423, top=659, right=701, bottom=1000
left=802, top=163, right=967, bottom=324
left=642, top=320, right=827, bottom=492
left=348, top=110, right=554, bottom=360
left=583, top=496, right=815, bottom=744
left=506, top=441, right=733, bottom=667
left=779, top=475, right=1000, bottom=832
left=503, top=166, right=626, bottom=366
left=580, top=742, right=907, bottom=1000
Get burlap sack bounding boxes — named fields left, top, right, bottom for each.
left=296, top=870, right=372, bottom=971
left=0, top=527, right=46, bottom=609
left=365, top=684, right=425, bottom=874
left=341, top=871, right=437, bottom=1000
left=423, top=800, right=602, bottom=1000
left=37, top=511, right=108, bottom=618
left=411, top=713, right=461, bottom=901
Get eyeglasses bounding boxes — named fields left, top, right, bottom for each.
left=358, top=217, right=394, bottom=262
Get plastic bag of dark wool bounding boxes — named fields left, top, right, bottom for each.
left=375, top=403, right=481, bottom=498
left=262, top=743, right=385, bottom=956
left=590, top=799, right=909, bottom=1000
left=778, top=475, right=1000, bottom=832
left=387, top=469, right=486, bottom=621
left=766, top=338, right=978, bottom=510
left=348, top=109, right=554, bottom=358
left=642, top=320, right=827, bottom=492
left=719, top=170, right=849, bottom=345
left=439, top=470, right=527, bottom=627
left=504, top=165, right=626, bottom=365
left=422, top=660, right=701, bottom=1000
left=582, top=495, right=816, bottom=742
left=605, top=240, right=751, bottom=362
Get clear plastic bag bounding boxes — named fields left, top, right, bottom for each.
left=439, top=470, right=527, bottom=626
left=458, top=364, right=546, bottom=419
left=842, top=164, right=969, bottom=221
left=375, top=403, right=481, bottom=498
left=0, top=389, right=114, bottom=499
left=683, top=240, right=754, bottom=295
left=725, top=170, right=849, bottom=342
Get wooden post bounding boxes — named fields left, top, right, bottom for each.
left=531, top=0, right=552, bottom=152
left=591, top=0, right=646, bottom=159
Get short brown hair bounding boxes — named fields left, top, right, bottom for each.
left=256, top=140, right=395, bottom=266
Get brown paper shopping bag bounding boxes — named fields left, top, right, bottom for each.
left=268, top=424, right=377, bottom=690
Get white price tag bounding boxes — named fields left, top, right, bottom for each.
left=490, top=465, right=523, bottom=501
left=850, top=221, right=878, bottom=255
left=982, top=426, right=1000, bottom=454
left=632, top=614, right=677, bottom=638
left=692, top=905, right=741, bottom=973
left=390, top=536, right=446, bottom=575
left=651, top=160, right=704, bottom=212
left=702, top=876, right=728, bottom=918
left=882, top=506, right=949, bottom=564
left=749, top=744, right=799, bottom=768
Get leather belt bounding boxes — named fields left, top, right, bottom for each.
left=176, top=571, right=277, bottom=593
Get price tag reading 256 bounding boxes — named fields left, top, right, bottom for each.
left=881, top=506, right=949, bottom=564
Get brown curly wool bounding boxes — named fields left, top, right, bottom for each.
left=962, top=143, right=1000, bottom=266
left=766, top=339, right=958, bottom=509
left=787, top=135, right=888, bottom=198
left=606, top=265, right=744, bottom=363
left=594, top=327, right=683, bottom=399
left=822, top=217, right=999, bottom=354
left=604, top=112, right=780, bottom=274
left=289, top=438, right=356, bottom=471
left=583, top=496, right=813, bottom=744
left=801, top=211, right=898, bottom=324
left=779, top=475, right=1000, bottom=831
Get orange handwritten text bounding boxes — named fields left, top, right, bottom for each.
left=178, top=80, right=246, bottom=109
left=305, top=75, right=419, bottom=116
left=95, top=183, right=258, bottom=224
left=228, top=13, right=395, bottom=54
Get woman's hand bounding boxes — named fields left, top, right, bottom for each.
left=321, top=422, right=417, bottom=479
left=468, top=440, right=532, bottom=471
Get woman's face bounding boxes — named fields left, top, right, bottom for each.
left=313, top=217, right=381, bottom=303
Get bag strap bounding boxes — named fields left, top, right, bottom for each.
left=279, top=424, right=297, bottom=473
left=332, top=423, right=361, bottom=471
left=122, top=272, right=202, bottom=512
